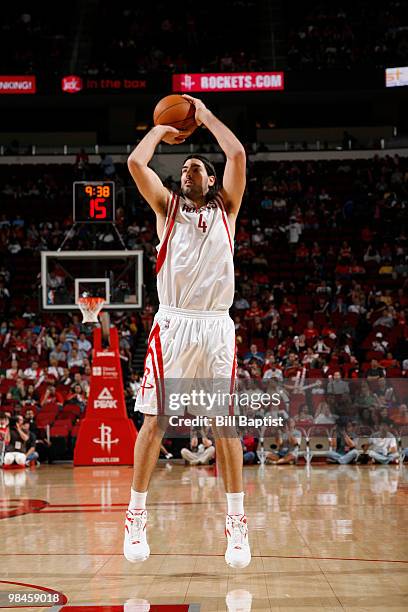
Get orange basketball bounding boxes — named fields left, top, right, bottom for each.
left=153, top=94, right=197, bottom=134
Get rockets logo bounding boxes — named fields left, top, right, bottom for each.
left=92, top=423, right=119, bottom=453
left=140, top=367, right=154, bottom=399
left=181, top=74, right=194, bottom=90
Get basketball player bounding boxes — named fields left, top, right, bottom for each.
left=125, top=94, right=250, bottom=568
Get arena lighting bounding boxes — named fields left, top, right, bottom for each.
left=0, top=75, right=36, bottom=94
left=173, top=72, right=284, bottom=92
left=385, top=66, right=408, bottom=87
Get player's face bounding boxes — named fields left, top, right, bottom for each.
left=181, top=159, right=215, bottom=200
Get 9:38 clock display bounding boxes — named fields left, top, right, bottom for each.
left=73, top=181, right=115, bottom=222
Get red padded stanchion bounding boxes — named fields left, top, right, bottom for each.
left=73, top=326, right=137, bottom=466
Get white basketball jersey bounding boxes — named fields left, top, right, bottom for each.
left=156, top=190, right=234, bottom=311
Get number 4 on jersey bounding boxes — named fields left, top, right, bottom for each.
left=198, top=213, right=207, bottom=233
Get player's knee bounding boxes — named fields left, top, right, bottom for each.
left=141, top=415, right=166, bottom=439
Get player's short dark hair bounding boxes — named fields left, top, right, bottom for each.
left=182, top=154, right=218, bottom=201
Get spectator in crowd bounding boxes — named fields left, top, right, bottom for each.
left=41, top=384, right=63, bottom=408
left=3, top=415, right=39, bottom=467
left=47, top=358, right=64, bottom=380
left=181, top=429, right=215, bottom=465
left=313, top=337, right=331, bottom=354
left=127, top=372, right=141, bottom=399
left=75, top=149, right=89, bottom=178
left=286, top=217, right=303, bottom=246
left=362, top=423, right=399, bottom=465
left=72, top=372, right=89, bottom=397
left=295, top=404, right=314, bottom=423
left=21, top=418, right=39, bottom=466
left=314, top=402, right=337, bottom=424
left=66, top=384, right=87, bottom=412
left=22, top=384, right=40, bottom=407
left=392, top=404, right=408, bottom=426
left=23, top=408, right=37, bottom=433
left=6, top=359, right=23, bottom=380
left=9, top=377, right=26, bottom=402
left=263, top=357, right=283, bottom=382
left=78, top=332, right=92, bottom=356
left=159, top=442, right=173, bottom=460
left=265, top=419, right=301, bottom=464
left=234, top=294, right=250, bottom=311
left=366, top=359, right=386, bottom=380
left=327, top=422, right=359, bottom=464
left=243, top=344, right=265, bottom=366
left=23, top=360, right=43, bottom=382
left=67, top=348, right=84, bottom=369
left=0, top=411, right=11, bottom=451
left=242, top=432, right=258, bottom=465
left=374, top=379, right=396, bottom=408
left=50, top=342, right=67, bottom=362
left=100, top=153, right=116, bottom=178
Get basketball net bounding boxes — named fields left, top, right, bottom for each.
left=77, top=297, right=105, bottom=323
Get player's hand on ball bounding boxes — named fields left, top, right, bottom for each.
left=182, top=95, right=208, bottom=126
left=155, top=125, right=188, bottom=145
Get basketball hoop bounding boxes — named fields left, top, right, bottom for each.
left=77, top=296, right=105, bottom=323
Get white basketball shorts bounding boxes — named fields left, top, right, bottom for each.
left=134, top=305, right=237, bottom=416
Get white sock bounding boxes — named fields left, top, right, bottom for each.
left=129, top=489, right=147, bottom=510
left=226, top=492, right=244, bottom=515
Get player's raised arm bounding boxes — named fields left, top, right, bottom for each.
left=127, top=125, right=186, bottom=216
left=182, top=95, right=246, bottom=216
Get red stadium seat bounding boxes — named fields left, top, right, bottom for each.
left=50, top=424, right=70, bottom=437
left=366, top=351, right=386, bottom=360
left=309, top=369, right=323, bottom=378
left=386, top=367, right=402, bottom=378
left=71, top=423, right=81, bottom=438
left=53, top=418, right=72, bottom=430
left=36, top=414, right=56, bottom=427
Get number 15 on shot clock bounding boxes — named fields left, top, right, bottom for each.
left=73, top=181, right=115, bottom=223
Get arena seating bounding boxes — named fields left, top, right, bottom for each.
left=85, top=0, right=263, bottom=75
left=0, top=154, right=406, bottom=460
left=285, top=0, right=408, bottom=70
left=0, top=3, right=77, bottom=76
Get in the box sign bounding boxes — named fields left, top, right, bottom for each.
left=94, top=387, right=118, bottom=408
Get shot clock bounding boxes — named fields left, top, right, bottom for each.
left=73, top=181, right=115, bottom=223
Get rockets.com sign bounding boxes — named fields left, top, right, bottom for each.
left=173, top=72, right=284, bottom=92
left=0, top=76, right=36, bottom=94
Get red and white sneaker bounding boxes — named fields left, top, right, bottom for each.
left=124, top=508, right=150, bottom=563
left=225, top=514, right=251, bottom=569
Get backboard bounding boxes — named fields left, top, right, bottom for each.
left=41, top=250, right=143, bottom=311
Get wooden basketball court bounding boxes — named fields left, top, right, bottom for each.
left=1, top=463, right=407, bottom=611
